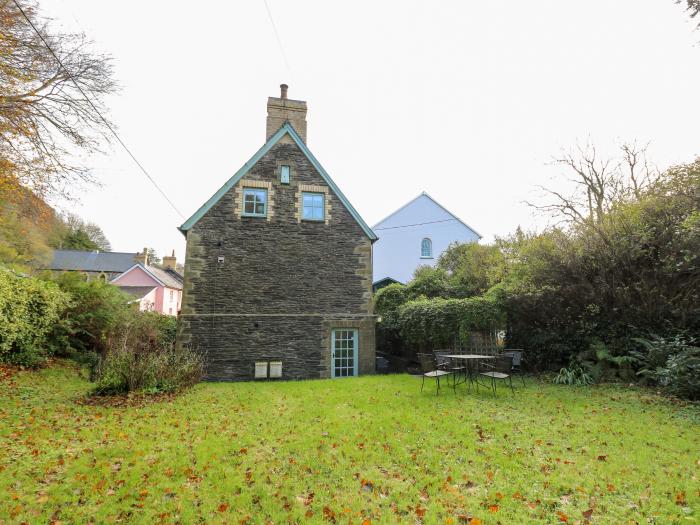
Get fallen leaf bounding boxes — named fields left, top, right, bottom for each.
left=675, top=491, right=687, bottom=506
left=218, top=503, right=229, bottom=512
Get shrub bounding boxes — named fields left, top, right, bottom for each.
left=93, top=344, right=203, bottom=395
left=394, top=295, right=504, bottom=350
left=553, top=363, right=594, bottom=386
left=406, top=266, right=455, bottom=299
left=92, top=312, right=202, bottom=395
left=0, top=269, right=69, bottom=367
left=633, top=335, right=700, bottom=400
left=373, top=283, right=408, bottom=317
left=577, top=340, right=637, bottom=383
left=46, top=272, right=132, bottom=357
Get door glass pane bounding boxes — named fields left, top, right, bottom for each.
left=333, top=329, right=356, bottom=378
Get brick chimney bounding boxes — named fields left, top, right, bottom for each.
left=162, top=249, right=176, bottom=270
left=266, top=84, right=307, bottom=143
left=134, top=247, right=148, bottom=266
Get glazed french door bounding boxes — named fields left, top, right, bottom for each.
left=331, top=329, right=358, bottom=378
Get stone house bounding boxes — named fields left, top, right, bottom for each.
left=177, top=85, right=377, bottom=381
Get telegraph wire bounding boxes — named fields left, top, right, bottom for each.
left=374, top=218, right=458, bottom=231
left=11, top=0, right=185, bottom=219
left=262, top=0, right=291, bottom=71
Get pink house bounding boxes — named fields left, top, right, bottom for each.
left=111, top=249, right=183, bottom=316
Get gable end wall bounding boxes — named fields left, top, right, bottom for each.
left=178, top=141, right=375, bottom=380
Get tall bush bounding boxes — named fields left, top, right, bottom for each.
left=46, top=272, right=132, bottom=357
left=394, top=295, right=504, bottom=350
left=0, top=269, right=69, bottom=366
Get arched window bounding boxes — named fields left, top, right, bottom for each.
left=421, top=238, right=432, bottom=258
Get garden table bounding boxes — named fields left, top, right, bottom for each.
left=445, top=354, right=496, bottom=391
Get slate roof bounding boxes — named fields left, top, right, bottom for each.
left=118, top=286, right=156, bottom=300
left=47, top=250, right=138, bottom=273
left=113, top=263, right=184, bottom=290
left=146, top=265, right=184, bottom=289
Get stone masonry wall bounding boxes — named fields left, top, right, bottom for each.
left=178, top=140, right=375, bottom=380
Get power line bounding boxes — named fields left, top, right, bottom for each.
left=11, top=0, right=185, bottom=220
left=374, top=218, right=458, bottom=231
left=262, top=0, right=291, bottom=71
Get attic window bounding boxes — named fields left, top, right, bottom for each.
left=420, top=238, right=432, bottom=258
left=280, top=165, right=291, bottom=184
left=302, top=192, right=325, bottom=221
left=242, top=188, right=267, bottom=217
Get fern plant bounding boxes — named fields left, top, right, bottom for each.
left=553, top=363, right=594, bottom=386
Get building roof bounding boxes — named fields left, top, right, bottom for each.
left=46, top=250, right=138, bottom=273
left=112, top=263, right=183, bottom=290
left=373, top=191, right=482, bottom=239
left=148, top=266, right=184, bottom=289
left=118, top=286, right=157, bottom=300
left=179, top=122, right=377, bottom=241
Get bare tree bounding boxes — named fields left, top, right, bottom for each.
left=0, top=0, right=116, bottom=199
left=528, top=141, right=659, bottom=229
left=677, top=0, right=700, bottom=27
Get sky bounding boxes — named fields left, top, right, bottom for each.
left=40, top=0, right=700, bottom=261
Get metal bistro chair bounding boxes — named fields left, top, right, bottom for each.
left=478, top=355, right=515, bottom=397
left=434, top=350, right=466, bottom=385
left=502, top=349, right=526, bottom=386
left=417, top=353, right=454, bottom=395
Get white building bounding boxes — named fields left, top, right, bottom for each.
left=372, top=192, right=481, bottom=286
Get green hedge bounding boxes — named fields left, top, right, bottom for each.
left=0, top=269, right=70, bottom=367
left=391, top=295, right=504, bottom=350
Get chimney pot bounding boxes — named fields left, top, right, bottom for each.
left=280, top=83, right=288, bottom=99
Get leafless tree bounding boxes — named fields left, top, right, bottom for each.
left=528, top=141, right=659, bottom=229
left=677, top=0, right=700, bottom=27
left=0, top=0, right=116, bottom=199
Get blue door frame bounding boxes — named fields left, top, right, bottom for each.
left=331, top=328, right=359, bottom=378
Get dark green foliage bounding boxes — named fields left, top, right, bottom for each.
left=393, top=294, right=503, bottom=350
left=373, top=283, right=408, bottom=317
left=406, top=266, right=455, bottom=299
left=503, top=160, right=700, bottom=373
left=59, top=229, right=101, bottom=251
left=633, top=335, right=700, bottom=400
left=553, top=363, right=594, bottom=386
left=437, top=242, right=505, bottom=297
left=0, top=268, right=70, bottom=367
left=578, top=340, right=637, bottom=383
left=46, top=272, right=132, bottom=357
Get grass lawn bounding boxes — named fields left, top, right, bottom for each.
left=0, top=362, right=698, bottom=524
